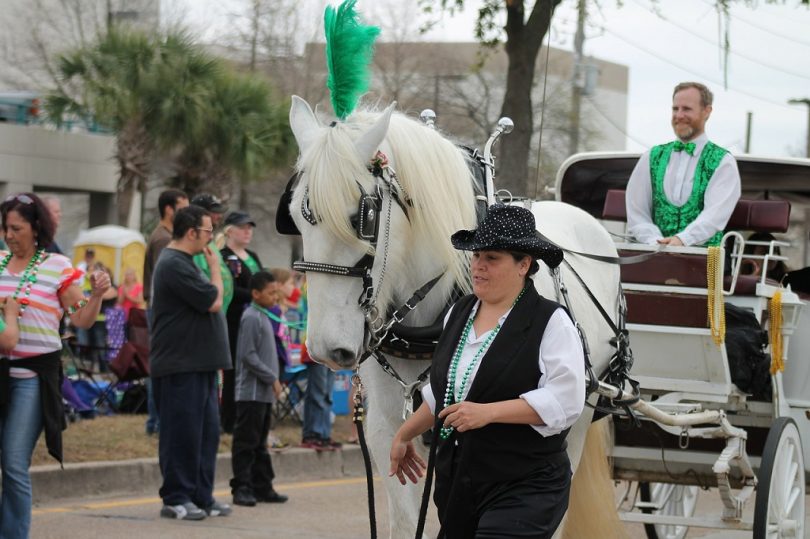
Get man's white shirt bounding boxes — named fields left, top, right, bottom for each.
left=626, top=133, right=741, bottom=246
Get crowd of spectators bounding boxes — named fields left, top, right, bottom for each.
left=0, top=188, right=344, bottom=527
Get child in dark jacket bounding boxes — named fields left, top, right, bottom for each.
left=230, top=271, right=289, bottom=507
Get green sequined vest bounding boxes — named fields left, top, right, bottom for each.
left=649, top=141, right=728, bottom=246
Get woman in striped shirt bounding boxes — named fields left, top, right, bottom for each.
left=0, top=193, right=110, bottom=539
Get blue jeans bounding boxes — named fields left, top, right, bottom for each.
left=145, top=308, right=159, bottom=434
left=303, top=363, right=334, bottom=440
left=0, top=376, right=43, bottom=539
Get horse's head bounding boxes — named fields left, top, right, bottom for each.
left=287, top=96, right=476, bottom=370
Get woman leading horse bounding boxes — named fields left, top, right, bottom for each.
left=390, top=205, right=585, bottom=539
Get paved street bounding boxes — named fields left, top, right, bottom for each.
left=31, top=476, right=808, bottom=538
left=31, top=477, right=438, bottom=539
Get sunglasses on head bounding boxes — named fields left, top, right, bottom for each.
left=4, top=194, right=34, bottom=205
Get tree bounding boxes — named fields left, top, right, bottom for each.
left=423, top=0, right=810, bottom=197
left=171, top=70, right=295, bottom=199
left=45, top=29, right=295, bottom=223
left=45, top=30, right=220, bottom=224
left=420, top=0, right=561, bottom=196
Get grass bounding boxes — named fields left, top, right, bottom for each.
left=32, top=413, right=357, bottom=467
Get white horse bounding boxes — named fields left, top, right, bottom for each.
left=288, top=95, right=627, bottom=539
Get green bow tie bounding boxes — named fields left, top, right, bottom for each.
left=673, top=141, right=696, bottom=156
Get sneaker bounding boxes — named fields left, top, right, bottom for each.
left=203, top=500, right=232, bottom=517
left=160, top=502, right=206, bottom=521
left=300, top=437, right=329, bottom=451
left=233, top=487, right=257, bottom=507
left=255, top=489, right=289, bottom=504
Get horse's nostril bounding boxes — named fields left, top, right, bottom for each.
left=333, top=348, right=356, bottom=367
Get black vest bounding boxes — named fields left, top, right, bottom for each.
left=430, top=286, right=570, bottom=486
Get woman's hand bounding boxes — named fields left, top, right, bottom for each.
left=438, top=401, right=493, bottom=433
left=89, top=270, right=111, bottom=298
left=2, top=297, right=20, bottom=319
left=389, top=437, right=426, bottom=485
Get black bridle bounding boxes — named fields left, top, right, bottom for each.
left=277, top=153, right=443, bottom=352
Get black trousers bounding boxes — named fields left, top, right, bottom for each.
left=437, top=453, right=571, bottom=539
left=230, top=401, right=275, bottom=495
left=153, top=372, right=220, bottom=508
left=221, top=368, right=236, bottom=433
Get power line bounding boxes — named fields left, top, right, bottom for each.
left=600, top=26, right=798, bottom=111
left=699, top=0, right=810, bottom=48
left=631, top=0, right=810, bottom=82
left=583, top=95, right=652, bottom=148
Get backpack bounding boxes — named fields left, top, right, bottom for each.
left=725, top=303, right=772, bottom=401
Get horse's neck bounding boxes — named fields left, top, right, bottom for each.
left=389, top=249, right=458, bottom=327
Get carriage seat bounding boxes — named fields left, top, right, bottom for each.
left=601, top=189, right=790, bottom=233
left=604, top=190, right=789, bottom=297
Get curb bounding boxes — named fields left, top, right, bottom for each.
left=31, top=446, right=367, bottom=504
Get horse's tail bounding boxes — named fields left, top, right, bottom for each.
left=562, top=418, right=628, bottom=539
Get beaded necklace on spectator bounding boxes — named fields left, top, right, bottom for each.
left=440, top=285, right=527, bottom=440
left=0, top=248, right=46, bottom=319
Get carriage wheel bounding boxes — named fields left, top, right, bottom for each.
left=753, top=417, right=805, bottom=539
left=639, top=482, right=698, bottom=539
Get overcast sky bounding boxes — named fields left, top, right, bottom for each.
left=177, top=0, right=810, bottom=158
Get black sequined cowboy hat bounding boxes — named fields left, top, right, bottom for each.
left=451, top=204, right=563, bottom=268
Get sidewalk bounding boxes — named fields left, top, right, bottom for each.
left=31, top=446, right=367, bottom=504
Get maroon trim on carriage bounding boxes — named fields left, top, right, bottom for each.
left=624, top=291, right=709, bottom=328
left=620, top=251, right=708, bottom=288
left=601, top=190, right=791, bottom=233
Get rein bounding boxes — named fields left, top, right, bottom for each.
left=351, top=375, right=378, bottom=539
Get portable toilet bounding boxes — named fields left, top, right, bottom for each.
left=72, top=225, right=146, bottom=285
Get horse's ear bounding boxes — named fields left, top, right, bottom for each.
left=354, top=101, right=396, bottom=162
left=290, top=95, right=321, bottom=154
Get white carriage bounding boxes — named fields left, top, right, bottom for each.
left=556, top=152, right=810, bottom=538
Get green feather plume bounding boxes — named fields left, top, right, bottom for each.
left=324, top=0, right=380, bottom=120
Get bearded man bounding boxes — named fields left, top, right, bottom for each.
left=626, top=82, right=741, bottom=246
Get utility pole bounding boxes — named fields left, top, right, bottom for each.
left=788, top=98, right=810, bottom=158
left=569, top=0, right=586, bottom=157
left=240, top=0, right=262, bottom=210
left=744, top=112, right=752, bottom=153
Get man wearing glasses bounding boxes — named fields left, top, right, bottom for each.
left=190, top=193, right=234, bottom=315
left=149, top=205, right=232, bottom=521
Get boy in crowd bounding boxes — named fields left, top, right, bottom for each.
left=231, top=271, right=289, bottom=507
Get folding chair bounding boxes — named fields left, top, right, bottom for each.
left=62, top=334, right=118, bottom=414
left=273, top=364, right=308, bottom=423
left=98, top=307, right=150, bottom=414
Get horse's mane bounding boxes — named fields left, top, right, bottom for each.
left=297, top=105, right=477, bottom=306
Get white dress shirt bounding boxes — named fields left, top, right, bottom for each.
left=626, top=133, right=741, bottom=246
left=421, top=300, right=585, bottom=437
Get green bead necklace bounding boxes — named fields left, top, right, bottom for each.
left=440, top=286, right=527, bottom=440
left=0, top=248, right=46, bottom=319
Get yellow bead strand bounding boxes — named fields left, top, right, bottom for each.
left=769, top=290, right=784, bottom=374
left=706, top=246, right=725, bottom=346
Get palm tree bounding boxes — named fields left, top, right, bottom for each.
left=45, top=30, right=294, bottom=223
left=46, top=30, right=220, bottom=225
left=171, top=69, right=295, bottom=203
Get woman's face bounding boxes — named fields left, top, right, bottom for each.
left=3, top=210, right=36, bottom=256
left=470, top=250, right=528, bottom=302
left=229, top=224, right=254, bottom=246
